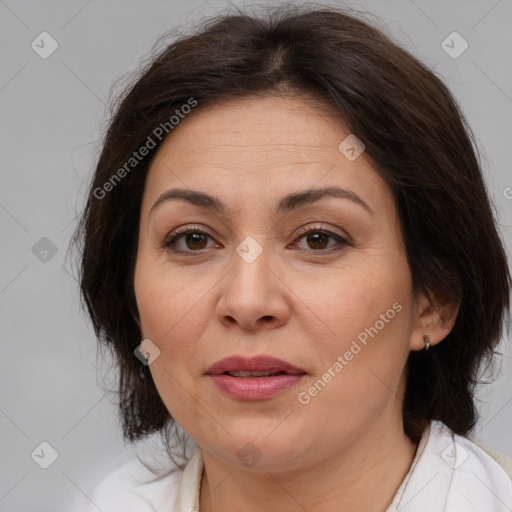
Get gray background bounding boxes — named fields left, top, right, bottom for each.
left=1, top=0, right=511, bottom=511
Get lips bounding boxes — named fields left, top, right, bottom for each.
left=205, top=354, right=307, bottom=377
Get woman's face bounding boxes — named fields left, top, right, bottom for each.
left=134, top=94, right=428, bottom=471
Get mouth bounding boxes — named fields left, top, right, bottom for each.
left=205, top=354, right=307, bottom=400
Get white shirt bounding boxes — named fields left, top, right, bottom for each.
left=70, top=420, right=512, bottom=511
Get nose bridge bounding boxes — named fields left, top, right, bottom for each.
left=230, top=234, right=270, bottom=296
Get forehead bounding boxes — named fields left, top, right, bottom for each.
left=156, top=94, right=344, bottom=163
left=142, top=94, right=389, bottom=213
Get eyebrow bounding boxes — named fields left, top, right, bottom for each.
left=149, top=186, right=373, bottom=217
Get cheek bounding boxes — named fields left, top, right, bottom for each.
left=133, top=257, right=220, bottom=414
left=134, top=247, right=207, bottom=340
left=296, top=254, right=413, bottom=393
left=297, top=259, right=408, bottom=342
left=134, top=261, right=209, bottom=425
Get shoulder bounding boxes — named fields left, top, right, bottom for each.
left=470, top=439, right=512, bottom=480
left=430, top=420, right=512, bottom=508
left=389, top=420, right=512, bottom=511
left=69, top=456, right=184, bottom=512
left=434, top=420, right=512, bottom=482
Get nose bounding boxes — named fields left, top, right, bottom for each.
left=216, top=241, right=290, bottom=331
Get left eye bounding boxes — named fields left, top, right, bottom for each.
left=293, top=228, right=349, bottom=251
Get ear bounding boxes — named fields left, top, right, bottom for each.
left=409, top=289, right=460, bottom=351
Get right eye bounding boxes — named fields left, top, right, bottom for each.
left=162, top=226, right=218, bottom=253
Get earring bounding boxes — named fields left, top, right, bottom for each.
left=423, top=335, right=431, bottom=351
left=140, top=362, right=150, bottom=378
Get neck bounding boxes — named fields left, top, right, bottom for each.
left=198, top=418, right=420, bottom=512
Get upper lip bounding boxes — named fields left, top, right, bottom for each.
left=205, top=355, right=307, bottom=375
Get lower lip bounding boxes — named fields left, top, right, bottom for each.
left=208, top=373, right=307, bottom=400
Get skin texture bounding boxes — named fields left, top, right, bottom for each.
left=133, top=94, right=459, bottom=511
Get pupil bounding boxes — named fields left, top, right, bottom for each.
left=308, top=233, right=328, bottom=250
left=187, top=233, right=207, bottom=249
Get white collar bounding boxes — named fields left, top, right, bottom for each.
left=173, top=445, right=204, bottom=512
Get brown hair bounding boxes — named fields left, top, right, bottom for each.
left=70, top=3, right=511, bottom=471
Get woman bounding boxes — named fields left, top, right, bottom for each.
left=71, top=4, right=512, bottom=511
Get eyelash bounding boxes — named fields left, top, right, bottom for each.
left=161, top=224, right=351, bottom=255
